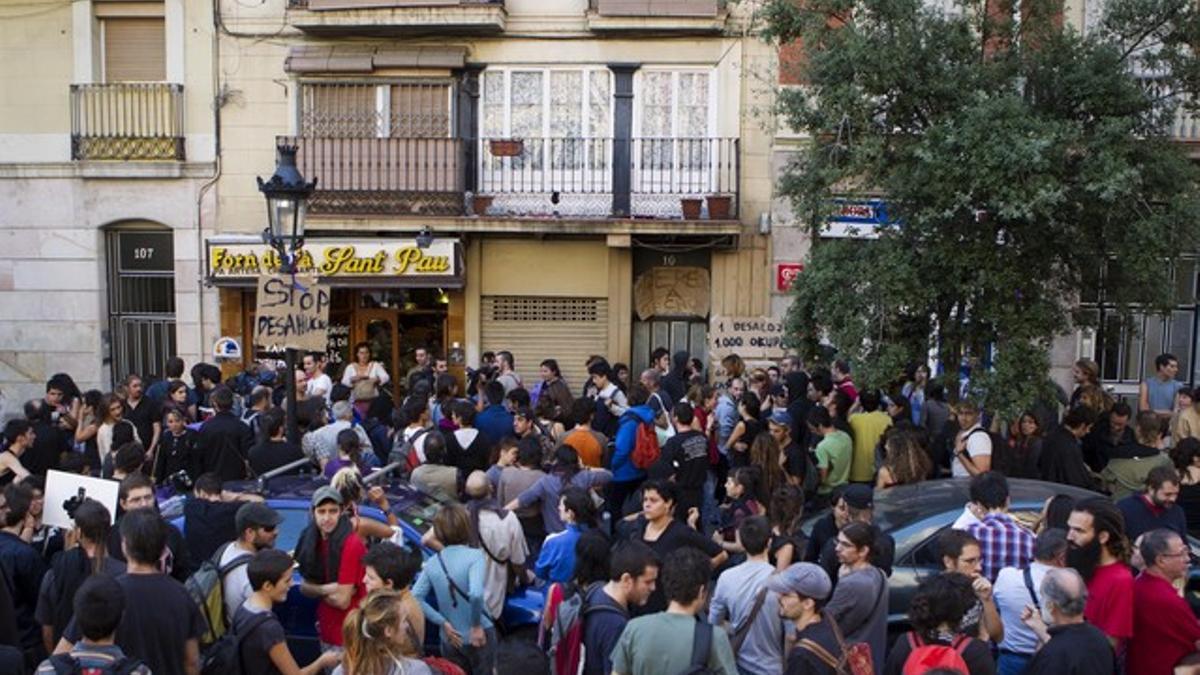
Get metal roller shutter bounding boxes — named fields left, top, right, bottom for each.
left=103, top=17, right=165, bottom=82
left=481, top=296, right=609, bottom=396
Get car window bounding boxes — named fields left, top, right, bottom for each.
left=274, top=506, right=312, bottom=554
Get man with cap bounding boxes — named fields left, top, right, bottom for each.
left=769, top=562, right=840, bottom=675
left=296, top=485, right=367, bottom=650
left=217, top=501, right=282, bottom=618
left=814, top=484, right=895, bottom=584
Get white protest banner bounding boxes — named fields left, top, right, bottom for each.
left=709, top=316, right=787, bottom=359
left=254, top=273, right=331, bottom=352
left=44, top=470, right=120, bottom=529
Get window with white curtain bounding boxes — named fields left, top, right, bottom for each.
left=636, top=69, right=713, bottom=171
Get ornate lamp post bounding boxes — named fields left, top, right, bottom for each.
left=258, top=146, right=316, bottom=445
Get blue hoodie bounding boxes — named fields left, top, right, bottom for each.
left=611, top=405, right=656, bottom=482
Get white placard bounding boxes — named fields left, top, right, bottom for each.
left=43, top=470, right=120, bottom=530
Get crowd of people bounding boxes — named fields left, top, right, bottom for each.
left=1, top=345, right=1200, bottom=674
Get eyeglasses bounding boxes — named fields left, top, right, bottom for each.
left=1162, top=550, right=1189, bottom=558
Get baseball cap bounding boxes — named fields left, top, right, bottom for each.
left=768, top=408, right=792, bottom=427
left=841, top=484, right=874, bottom=510
left=765, top=562, right=832, bottom=600
left=235, top=502, right=282, bottom=533
left=311, top=485, right=343, bottom=508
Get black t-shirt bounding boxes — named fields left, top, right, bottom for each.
left=107, top=518, right=194, bottom=582
left=883, top=633, right=997, bottom=675
left=63, top=573, right=204, bottom=675
left=785, top=618, right=841, bottom=675
left=651, top=430, right=709, bottom=492
left=783, top=441, right=810, bottom=484
left=233, top=604, right=287, bottom=675
left=631, top=518, right=722, bottom=615
left=249, top=440, right=306, bottom=477
left=182, top=498, right=242, bottom=563
left=125, top=397, right=161, bottom=452
left=1025, top=622, right=1116, bottom=675
left=805, top=513, right=838, bottom=563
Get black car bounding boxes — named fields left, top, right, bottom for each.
left=801, top=478, right=1106, bottom=634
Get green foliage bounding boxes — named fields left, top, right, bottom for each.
left=768, top=0, right=1200, bottom=418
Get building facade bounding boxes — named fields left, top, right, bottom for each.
left=207, top=0, right=780, bottom=390
left=0, top=0, right=217, bottom=415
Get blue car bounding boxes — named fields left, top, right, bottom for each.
left=159, top=461, right=543, bottom=662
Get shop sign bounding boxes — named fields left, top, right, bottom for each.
left=825, top=198, right=895, bottom=239
left=254, top=273, right=331, bottom=353
left=775, top=263, right=804, bottom=293
left=709, top=316, right=787, bottom=359
left=207, top=239, right=459, bottom=282
left=633, top=267, right=711, bottom=320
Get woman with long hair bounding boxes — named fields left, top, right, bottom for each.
left=161, top=380, right=194, bottom=424
left=341, top=341, right=390, bottom=400
left=995, top=412, right=1043, bottom=479
left=96, top=393, right=139, bottom=469
left=749, top=432, right=785, bottom=501
left=331, top=467, right=399, bottom=541
left=74, top=389, right=104, bottom=473
left=721, top=354, right=745, bottom=383
left=877, top=430, right=934, bottom=489
left=1172, top=437, right=1200, bottom=536
left=430, top=373, right=460, bottom=430
left=340, top=590, right=431, bottom=675
left=767, top=485, right=807, bottom=571
left=723, top=391, right=763, bottom=468
left=1069, top=359, right=1101, bottom=409
left=902, top=363, right=929, bottom=426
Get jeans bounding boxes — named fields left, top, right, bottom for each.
left=442, top=626, right=498, bottom=674
left=997, top=651, right=1032, bottom=675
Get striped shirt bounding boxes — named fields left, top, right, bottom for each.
left=966, top=512, right=1035, bottom=582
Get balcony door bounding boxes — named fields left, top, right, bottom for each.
left=633, top=69, right=718, bottom=216
left=478, top=68, right=613, bottom=216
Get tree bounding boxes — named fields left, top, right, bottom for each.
left=765, top=0, right=1200, bottom=417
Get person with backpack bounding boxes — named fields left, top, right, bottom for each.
left=36, top=500, right=124, bottom=655
left=36, top=575, right=150, bottom=675
left=610, top=547, right=737, bottom=675
left=55, top=509, right=204, bottom=675
left=412, top=504, right=495, bottom=674
left=578, top=541, right=659, bottom=675
left=826, top=522, right=889, bottom=675
left=505, top=445, right=611, bottom=535
left=607, top=384, right=656, bottom=523
left=883, top=572, right=996, bottom=675
left=215, top=502, right=281, bottom=619
left=952, top=400, right=993, bottom=478
left=708, top=516, right=783, bottom=675
left=771, top=562, right=839, bottom=675
left=233, top=549, right=341, bottom=675
left=392, top=397, right=432, bottom=473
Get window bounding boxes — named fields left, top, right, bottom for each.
left=300, top=82, right=452, bottom=138
left=480, top=68, right=612, bottom=140
left=636, top=69, right=712, bottom=139
left=102, top=17, right=165, bottom=82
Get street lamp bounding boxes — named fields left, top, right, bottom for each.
left=258, top=145, right=316, bottom=446
left=415, top=226, right=434, bottom=249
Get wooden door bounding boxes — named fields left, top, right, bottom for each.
left=354, top=309, right=402, bottom=401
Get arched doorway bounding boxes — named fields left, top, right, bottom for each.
left=105, top=222, right=176, bottom=383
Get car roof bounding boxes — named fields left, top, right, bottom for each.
left=868, top=478, right=1101, bottom=532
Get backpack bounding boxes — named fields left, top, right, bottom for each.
left=900, top=633, right=971, bottom=675
left=391, top=427, right=430, bottom=474
left=540, top=581, right=623, bottom=675
left=962, top=427, right=1002, bottom=472
left=198, top=609, right=275, bottom=675
left=631, top=422, right=661, bottom=470
left=48, top=653, right=146, bottom=675
left=184, top=542, right=252, bottom=648
left=677, top=621, right=718, bottom=675
left=796, top=612, right=875, bottom=675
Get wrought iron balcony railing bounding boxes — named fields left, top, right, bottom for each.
left=70, top=83, right=185, bottom=161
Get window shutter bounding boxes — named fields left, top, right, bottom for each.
left=103, top=17, right=166, bottom=82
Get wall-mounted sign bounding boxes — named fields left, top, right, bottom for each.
left=254, top=273, right=331, bottom=353
left=206, top=238, right=463, bottom=287
left=118, top=231, right=174, bottom=273
left=775, top=263, right=804, bottom=293
left=824, top=199, right=896, bottom=239
left=633, top=267, right=711, bottom=320
left=709, top=316, right=787, bottom=359
left=212, top=336, right=242, bottom=360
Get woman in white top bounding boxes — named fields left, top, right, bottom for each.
left=342, top=342, right=391, bottom=391
left=96, top=393, right=141, bottom=467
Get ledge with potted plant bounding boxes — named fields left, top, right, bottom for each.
left=706, top=194, right=732, bottom=220
left=680, top=197, right=703, bottom=220
left=489, top=138, right=524, bottom=157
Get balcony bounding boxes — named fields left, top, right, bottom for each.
left=281, top=136, right=465, bottom=216
left=588, top=0, right=724, bottom=33
left=70, top=83, right=184, bottom=161
left=280, top=135, right=740, bottom=221
left=286, top=0, right=505, bottom=36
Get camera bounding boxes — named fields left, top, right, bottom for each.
left=62, top=487, right=87, bottom=520
left=168, top=470, right=194, bottom=495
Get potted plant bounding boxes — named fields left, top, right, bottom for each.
left=472, top=194, right=495, bottom=216
left=489, top=139, right=524, bottom=157
left=706, top=194, right=733, bottom=220
left=680, top=198, right=703, bottom=220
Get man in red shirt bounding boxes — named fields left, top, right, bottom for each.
left=1067, top=497, right=1133, bottom=650
left=296, top=486, right=367, bottom=649
left=1128, top=529, right=1200, bottom=674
